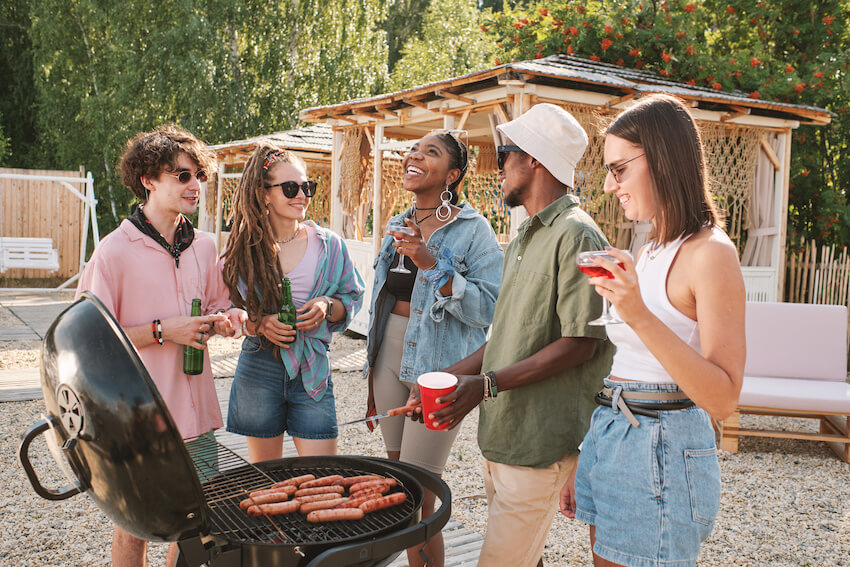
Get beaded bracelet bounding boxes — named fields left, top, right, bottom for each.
left=153, top=319, right=163, bottom=345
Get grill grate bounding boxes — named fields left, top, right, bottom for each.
left=185, top=438, right=418, bottom=545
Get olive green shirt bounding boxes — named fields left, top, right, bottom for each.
left=479, top=194, right=615, bottom=468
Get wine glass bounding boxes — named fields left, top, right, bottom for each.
left=576, top=250, right=625, bottom=325
left=387, top=224, right=416, bottom=274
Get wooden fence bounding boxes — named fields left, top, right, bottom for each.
left=785, top=239, right=850, bottom=306
left=0, top=167, right=87, bottom=279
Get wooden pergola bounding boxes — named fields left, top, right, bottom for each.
left=299, top=55, right=830, bottom=328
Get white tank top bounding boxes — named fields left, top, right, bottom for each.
left=606, top=233, right=702, bottom=383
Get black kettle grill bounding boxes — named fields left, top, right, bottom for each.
left=18, top=293, right=451, bottom=566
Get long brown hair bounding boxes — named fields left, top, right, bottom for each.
left=221, top=143, right=307, bottom=319
left=605, top=94, right=719, bottom=244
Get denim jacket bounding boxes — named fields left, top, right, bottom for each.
left=365, top=203, right=504, bottom=383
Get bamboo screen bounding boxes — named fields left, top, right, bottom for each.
left=0, top=167, right=86, bottom=279
left=350, top=106, right=761, bottom=255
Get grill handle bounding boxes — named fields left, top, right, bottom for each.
left=305, top=458, right=451, bottom=567
left=18, top=417, right=86, bottom=501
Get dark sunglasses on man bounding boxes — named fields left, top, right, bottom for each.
left=162, top=169, right=208, bottom=184
left=264, top=180, right=318, bottom=199
left=496, top=145, right=524, bottom=171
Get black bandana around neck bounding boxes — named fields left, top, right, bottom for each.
left=129, top=206, right=195, bottom=267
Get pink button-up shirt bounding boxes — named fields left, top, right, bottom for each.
left=76, top=220, right=230, bottom=438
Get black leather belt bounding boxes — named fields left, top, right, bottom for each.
left=595, top=386, right=695, bottom=427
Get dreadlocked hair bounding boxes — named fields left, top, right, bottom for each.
left=221, top=143, right=307, bottom=322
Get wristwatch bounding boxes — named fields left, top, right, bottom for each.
left=324, top=296, right=334, bottom=319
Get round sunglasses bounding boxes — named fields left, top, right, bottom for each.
left=264, top=180, right=318, bottom=199
left=162, top=170, right=208, bottom=184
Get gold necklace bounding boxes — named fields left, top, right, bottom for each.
left=275, top=224, right=301, bottom=244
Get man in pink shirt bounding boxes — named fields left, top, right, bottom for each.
left=76, top=125, right=245, bottom=567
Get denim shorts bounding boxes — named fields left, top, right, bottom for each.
left=574, top=379, right=721, bottom=567
left=226, top=336, right=338, bottom=440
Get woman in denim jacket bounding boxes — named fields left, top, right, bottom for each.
left=364, top=131, right=503, bottom=567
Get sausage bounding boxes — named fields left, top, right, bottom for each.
left=349, top=478, right=396, bottom=494
left=387, top=404, right=419, bottom=416
left=248, top=485, right=297, bottom=499
left=294, top=485, right=345, bottom=497
left=299, top=497, right=349, bottom=514
left=340, top=475, right=384, bottom=488
left=337, top=491, right=384, bottom=509
left=298, top=475, right=344, bottom=489
left=239, top=491, right=290, bottom=510
left=350, top=483, right=390, bottom=499
left=359, top=492, right=407, bottom=514
left=247, top=500, right=300, bottom=517
left=307, top=508, right=365, bottom=523
left=295, top=492, right=343, bottom=504
left=272, top=474, right=315, bottom=488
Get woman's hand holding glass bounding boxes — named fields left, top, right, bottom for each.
left=580, top=247, right=644, bottom=327
left=255, top=313, right=297, bottom=348
left=387, top=218, right=438, bottom=272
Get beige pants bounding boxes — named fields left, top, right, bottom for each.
left=477, top=453, right=579, bottom=567
left=373, top=313, right=460, bottom=475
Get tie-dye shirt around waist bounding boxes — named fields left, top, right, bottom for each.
left=236, top=221, right=364, bottom=401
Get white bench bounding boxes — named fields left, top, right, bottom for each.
left=718, top=301, right=850, bottom=462
left=0, top=237, right=60, bottom=273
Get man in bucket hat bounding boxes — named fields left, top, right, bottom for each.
left=431, top=104, right=615, bottom=566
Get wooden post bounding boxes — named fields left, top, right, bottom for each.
left=215, top=163, right=225, bottom=252
left=719, top=411, right=741, bottom=453
left=776, top=129, right=792, bottom=299
left=330, top=129, right=344, bottom=235
left=372, top=124, right=384, bottom=258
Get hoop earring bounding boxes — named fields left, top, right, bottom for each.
left=436, top=188, right=452, bottom=222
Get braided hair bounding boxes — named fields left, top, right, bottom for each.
left=221, top=143, right=307, bottom=321
left=434, top=132, right=468, bottom=205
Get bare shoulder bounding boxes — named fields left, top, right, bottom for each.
left=681, top=226, right=740, bottom=267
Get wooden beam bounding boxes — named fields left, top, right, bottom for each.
left=403, top=98, right=430, bottom=110
left=351, top=108, right=384, bottom=120
left=375, top=105, right=398, bottom=118
left=328, top=113, right=359, bottom=125
left=720, top=105, right=751, bottom=122
left=456, top=108, right=472, bottom=131
left=759, top=135, right=782, bottom=171
left=599, top=92, right=636, bottom=111
left=494, top=103, right=510, bottom=124
left=436, top=89, right=475, bottom=105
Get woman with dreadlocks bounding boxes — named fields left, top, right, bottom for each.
left=363, top=131, right=503, bottom=567
left=222, top=144, right=364, bottom=461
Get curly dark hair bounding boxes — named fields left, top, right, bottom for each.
left=119, top=124, right=216, bottom=201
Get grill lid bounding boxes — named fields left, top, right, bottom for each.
left=37, top=292, right=207, bottom=541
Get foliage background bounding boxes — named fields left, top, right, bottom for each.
left=0, top=0, right=846, bottom=250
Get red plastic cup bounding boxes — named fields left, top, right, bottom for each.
left=417, top=372, right=458, bottom=431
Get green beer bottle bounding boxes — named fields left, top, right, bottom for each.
left=278, top=278, right=297, bottom=329
left=183, top=298, right=204, bottom=375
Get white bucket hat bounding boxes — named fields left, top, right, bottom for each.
left=496, top=103, right=589, bottom=188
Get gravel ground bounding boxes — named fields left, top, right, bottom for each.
left=2, top=324, right=849, bottom=566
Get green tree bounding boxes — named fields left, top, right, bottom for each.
left=484, top=0, right=850, bottom=246
left=390, top=0, right=494, bottom=90
left=0, top=0, right=39, bottom=167
left=28, top=0, right=389, bottom=233
left=384, top=0, right=432, bottom=72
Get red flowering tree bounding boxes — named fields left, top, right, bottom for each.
left=483, top=0, right=850, bottom=247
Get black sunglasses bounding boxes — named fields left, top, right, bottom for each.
left=264, top=180, right=318, bottom=198
left=497, top=145, right=524, bottom=170
left=163, top=170, right=208, bottom=184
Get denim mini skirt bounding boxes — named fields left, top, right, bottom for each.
left=574, top=379, right=721, bottom=567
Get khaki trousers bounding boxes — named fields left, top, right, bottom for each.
left=477, top=453, right=578, bottom=567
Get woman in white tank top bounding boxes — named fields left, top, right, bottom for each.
left=561, top=95, right=746, bottom=567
